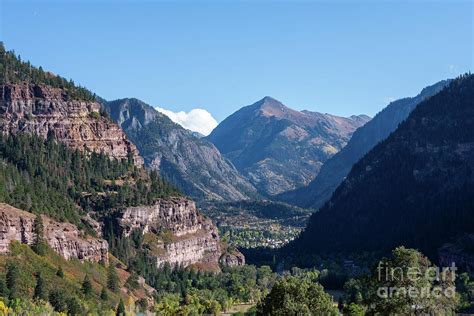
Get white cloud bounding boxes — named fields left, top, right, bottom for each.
left=155, top=107, right=218, bottom=136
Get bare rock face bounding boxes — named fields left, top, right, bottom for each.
left=0, top=84, right=143, bottom=166
left=118, top=198, right=237, bottom=269
left=119, top=198, right=202, bottom=237
left=43, top=216, right=109, bottom=264
left=0, top=204, right=35, bottom=252
left=219, top=250, right=245, bottom=267
left=0, top=203, right=108, bottom=263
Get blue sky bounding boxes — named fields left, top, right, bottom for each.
left=1, top=0, right=473, bottom=125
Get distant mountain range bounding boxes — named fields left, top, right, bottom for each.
left=279, top=80, right=450, bottom=208
left=286, top=75, right=474, bottom=258
left=102, top=98, right=259, bottom=201
left=206, top=96, right=370, bottom=196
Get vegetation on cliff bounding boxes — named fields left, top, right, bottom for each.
left=0, top=43, right=95, bottom=101
left=0, top=132, right=178, bottom=226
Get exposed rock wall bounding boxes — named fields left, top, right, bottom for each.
left=0, top=83, right=143, bottom=166
left=219, top=250, right=246, bottom=267
left=0, top=203, right=108, bottom=263
left=118, top=198, right=238, bottom=269
left=119, top=198, right=202, bottom=237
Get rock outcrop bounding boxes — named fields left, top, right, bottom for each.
left=0, top=84, right=143, bottom=166
left=0, top=203, right=108, bottom=263
left=119, top=198, right=202, bottom=237
left=118, top=197, right=238, bottom=269
left=219, top=250, right=246, bottom=267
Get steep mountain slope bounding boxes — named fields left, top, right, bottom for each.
left=287, top=75, right=474, bottom=258
left=103, top=98, right=258, bottom=201
left=279, top=80, right=450, bottom=208
left=0, top=45, right=143, bottom=166
left=206, top=97, right=370, bottom=195
left=0, top=47, right=236, bottom=275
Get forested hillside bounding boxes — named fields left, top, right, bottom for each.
left=0, top=133, right=178, bottom=226
left=279, top=80, right=450, bottom=208
left=0, top=43, right=94, bottom=101
left=287, top=74, right=474, bottom=259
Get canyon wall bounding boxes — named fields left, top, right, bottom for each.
left=0, top=83, right=143, bottom=166
left=0, top=203, right=108, bottom=263
left=118, top=198, right=243, bottom=269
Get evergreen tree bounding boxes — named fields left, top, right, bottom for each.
left=100, top=286, right=108, bottom=300
left=82, top=275, right=92, bottom=296
left=6, top=262, right=20, bottom=299
left=125, top=272, right=139, bottom=290
left=32, top=215, right=47, bottom=256
left=0, top=278, right=7, bottom=298
left=49, top=289, right=68, bottom=313
left=116, top=298, right=126, bottom=316
left=34, top=272, right=47, bottom=301
left=67, top=296, right=82, bottom=315
left=107, top=264, right=120, bottom=293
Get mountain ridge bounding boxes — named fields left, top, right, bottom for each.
left=206, top=96, right=370, bottom=195
left=278, top=79, right=451, bottom=207
left=286, top=74, right=474, bottom=259
left=103, top=97, right=259, bottom=202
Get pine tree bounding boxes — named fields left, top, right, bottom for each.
left=107, top=264, right=119, bottom=293
left=34, top=272, right=47, bottom=300
left=6, top=262, right=20, bottom=299
left=100, top=286, right=108, bottom=300
left=0, top=278, right=6, bottom=298
left=32, top=215, right=47, bottom=256
left=82, top=275, right=92, bottom=296
left=116, top=298, right=126, bottom=316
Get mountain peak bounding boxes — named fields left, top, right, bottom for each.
left=253, top=96, right=294, bottom=118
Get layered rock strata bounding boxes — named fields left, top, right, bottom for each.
left=0, top=83, right=143, bottom=166
left=0, top=203, right=108, bottom=263
left=118, top=197, right=242, bottom=269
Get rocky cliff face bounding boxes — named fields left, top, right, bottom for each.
left=219, top=250, right=246, bottom=267
left=0, top=203, right=108, bottom=263
left=0, top=84, right=143, bottom=166
left=120, top=198, right=203, bottom=237
left=207, top=97, right=370, bottom=195
left=103, top=98, right=258, bottom=201
left=118, top=197, right=240, bottom=269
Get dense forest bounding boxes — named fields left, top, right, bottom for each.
left=286, top=74, right=474, bottom=260
left=0, top=42, right=95, bottom=101
left=0, top=133, right=178, bottom=227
